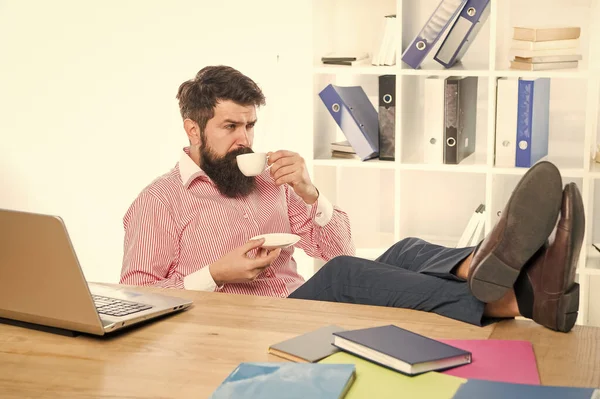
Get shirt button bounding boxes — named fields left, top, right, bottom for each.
left=243, top=214, right=248, bottom=219
left=280, top=292, right=286, bottom=298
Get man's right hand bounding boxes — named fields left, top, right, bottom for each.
left=209, top=238, right=282, bottom=286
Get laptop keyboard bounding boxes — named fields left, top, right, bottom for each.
left=92, top=295, right=152, bottom=317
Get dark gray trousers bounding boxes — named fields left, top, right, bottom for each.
left=288, top=237, right=486, bottom=326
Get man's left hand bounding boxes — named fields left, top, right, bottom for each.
left=267, top=150, right=318, bottom=205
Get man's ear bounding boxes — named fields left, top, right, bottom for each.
left=184, top=119, right=201, bottom=146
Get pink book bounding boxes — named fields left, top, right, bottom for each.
left=438, top=339, right=540, bottom=385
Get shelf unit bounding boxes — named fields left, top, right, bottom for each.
left=288, top=0, right=600, bottom=326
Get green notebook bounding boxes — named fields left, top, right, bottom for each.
left=319, top=352, right=466, bottom=399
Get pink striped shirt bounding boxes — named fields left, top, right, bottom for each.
left=119, top=148, right=355, bottom=297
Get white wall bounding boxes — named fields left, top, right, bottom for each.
left=0, top=0, right=295, bottom=283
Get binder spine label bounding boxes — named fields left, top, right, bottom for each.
left=516, top=80, right=534, bottom=167
left=444, top=80, right=459, bottom=164
left=379, top=75, right=396, bottom=161
left=379, top=106, right=395, bottom=160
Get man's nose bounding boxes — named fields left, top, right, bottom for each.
left=237, top=127, right=250, bottom=146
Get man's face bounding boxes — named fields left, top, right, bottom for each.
left=198, top=101, right=258, bottom=198
left=203, top=100, right=257, bottom=156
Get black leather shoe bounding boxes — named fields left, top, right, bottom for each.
left=468, top=161, right=563, bottom=302
left=514, top=182, right=585, bottom=332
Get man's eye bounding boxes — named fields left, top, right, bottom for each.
left=226, top=124, right=235, bottom=129
left=247, top=124, right=255, bottom=129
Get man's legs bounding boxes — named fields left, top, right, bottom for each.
left=289, top=255, right=496, bottom=326
left=373, top=236, right=474, bottom=282
left=291, top=161, right=583, bottom=332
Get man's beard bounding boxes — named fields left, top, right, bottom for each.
left=199, top=145, right=257, bottom=198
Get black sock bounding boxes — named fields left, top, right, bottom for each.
left=514, top=270, right=534, bottom=319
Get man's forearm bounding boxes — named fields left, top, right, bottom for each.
left=183, top=266, right=220, bottom=291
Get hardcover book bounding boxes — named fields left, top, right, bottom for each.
left=268, top=325, right=345, bottom=363
left=332, top=324, right=472, bottom=376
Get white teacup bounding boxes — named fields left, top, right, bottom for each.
left=236, top=152, right=269, bottom=177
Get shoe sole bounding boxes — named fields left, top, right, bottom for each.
left=553, top=183, right=584, bottom=333
left=469, top=162, right=562, bottom=302
left=563, top=183, right=585, bottom=290
left=556, top=283, right=580, bottom=333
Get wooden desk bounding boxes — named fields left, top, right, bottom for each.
left=1, top=285, right=599, bottom=398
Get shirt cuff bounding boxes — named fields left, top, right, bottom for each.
left=310, top=192, right=334, bottom=227
left=184, top=267, right=219, bottom=291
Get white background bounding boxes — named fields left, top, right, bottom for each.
left=0, top=0, right=293, bottom=283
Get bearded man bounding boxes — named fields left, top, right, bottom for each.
left=120, top=65, right=583, bottom=333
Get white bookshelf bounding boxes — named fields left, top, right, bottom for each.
left=286, top=0, right=600, bottom=326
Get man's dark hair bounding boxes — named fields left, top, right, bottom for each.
left=176, top=65, right=266, bottom=133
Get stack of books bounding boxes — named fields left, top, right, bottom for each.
left=372, top=14, right=398, bottom=66
left=509, top=26, right=582, bottom=71
left=330, top=141, right=358, bottom=159
left=209, top=324, right=600, bottom=398
left=321, top=53, right=369, bottom=67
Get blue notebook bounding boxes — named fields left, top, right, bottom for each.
left=452, top=379, right=600, bottom=398
left=209, top=362, right=356, bottom=399
left=332, top=324, right=471, bottom=376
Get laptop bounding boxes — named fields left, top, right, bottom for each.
left=0, top=208, right=193, bottom=336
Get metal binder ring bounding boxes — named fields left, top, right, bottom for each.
left=383, top=94, right=393, bottom=104
left=332, top=103, right=340, bottom=112
left=416, top=41, right=426, bottom=51
left=519, top=140, right=528, bottom=150
left=447, top=137, right=456, bottom=147
left=467, top=7, right=476, bottom=16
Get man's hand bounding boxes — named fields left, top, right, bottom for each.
left=267, top=150, right=319, bottom=204
left=209, top=238, right=282, bottom=286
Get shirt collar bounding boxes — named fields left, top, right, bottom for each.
left=178, top=147, right=208, bottom=189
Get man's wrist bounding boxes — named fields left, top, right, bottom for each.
left=301, top=185, right=319, bottom=205
left=209, top=263, right=223, bottom=286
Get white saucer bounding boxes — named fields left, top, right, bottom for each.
left=251, top=233, right=301, bottom=250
